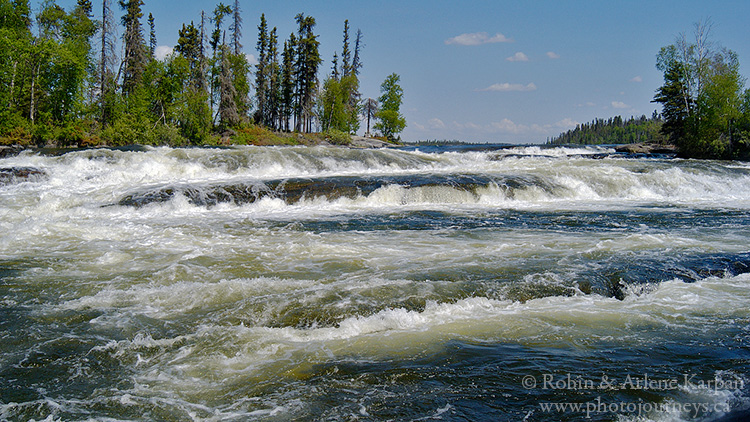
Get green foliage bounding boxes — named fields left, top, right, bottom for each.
left=119, top=0, right=148, bottom=96
left=653, top=21, right=749, bottom=159
left=231, top=122, right=299, bottom=145
left=374, top=73, right=406, bottom=140
left=0, top=114, right=32, bottom=146
left=373, top=73, right=406, bottom=140
left=100, top=113, right=148, bottom=146
left=319, top=74, right=361, bottom=134
left=549, top=115, right=666, bottom=145
left=293, top=13, right=321, bottom=133
left=0, top=2, right=395, bottom=149
left=323, top=128, right=351, bottom=146
left=144, top=123, right=187, bottom=146
left=228, top=49, right=250, bottom=119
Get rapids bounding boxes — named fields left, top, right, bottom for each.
left=1, top=144, right=750, bottom=421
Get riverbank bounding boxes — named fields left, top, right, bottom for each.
left=0, top=134, right=398, bottom=159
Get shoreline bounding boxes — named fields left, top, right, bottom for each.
left=0, top=134, right=398, bottom=158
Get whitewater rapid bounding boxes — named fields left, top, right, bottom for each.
left=2, top=144, right=750, bottom=421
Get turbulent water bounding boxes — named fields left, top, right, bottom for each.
left=2, top=144, right=750, bottom=421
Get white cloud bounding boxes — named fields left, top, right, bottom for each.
left=445, top=32, right=513, bottom=46
left=246, top=53, right=258, bottom=66
left=489, top=119, right=548, bottom=135
left=630, top=75, right=643, bottom=83
left=546, top=51, right=560, bottom=59
left=428, top=118, right=447, bottom=130
left=155, top=45, right=173, bottom=61
left=555, top=118, right=579, bottom=129
left=611, top=101, right=630, bottom=109
left=506, top=52, right=529, bottom=62
left=490, top=119, right=525, bottom=134
left=452, top=121, right=483, bottom=131
left=478, top=82, right=537, bottom=92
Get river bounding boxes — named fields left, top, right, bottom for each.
left=1, top=144, right=749, bottom=421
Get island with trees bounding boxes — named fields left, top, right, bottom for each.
left=547, top=113, right=666, bottom=146
left=0, top=0, right=407, bottom=149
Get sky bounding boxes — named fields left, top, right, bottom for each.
left=40, top=0, right=750, bottom=143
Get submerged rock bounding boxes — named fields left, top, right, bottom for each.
left=115, top=174, right=513, bottom=208
left=0, top=167, right=47, bottom=186
left=0, top=145, right=27, bottom=159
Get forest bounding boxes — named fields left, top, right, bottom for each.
left=0, top=0, right=406, bottom=148
left=547, top=114, right=666, bottom=146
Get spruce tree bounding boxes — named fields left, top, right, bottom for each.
left=119, top=0, right=148, bottom=97
left=340, top=20, right=350, bottom=76
left=100, top=0, right=117, bottom=127
left=148, top=13, right=156, bottom=58
left=293, top=13, right=320, bottom=133
left=254, top=13, right=268, bottom=125
left=229, top=0, right=242, bottom=56
left=280, top=35, right=296, bottom=132
left=218, top=45, right=239, bottom=128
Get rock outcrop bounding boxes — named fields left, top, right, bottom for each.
left=349, top=136, right=394, bottom=148
left=614, top=143, right=677, bottom=154
left=0, top=167, right=47, bottom=186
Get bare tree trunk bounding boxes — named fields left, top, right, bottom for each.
left=9, top=61, right=17, bottom=109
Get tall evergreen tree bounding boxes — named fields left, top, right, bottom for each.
left=351, top=29, right=363, bottom=76
left=266, top=27, right=280, bottom=128
left=229, top=0, right=242, bottom=55
left=175, top=21, right=211, bottom=141
left=218, top=44, right=238, bottom=128
left=280, top=34, right=296, bottom=132
left=209, top=2, right=230, bottom=117
left=119, top=0, right=148, bottom=97
left=293, top=13, right=320, bottom=133
left=99, top=0, right=117, bottom=127
left=209, top=3, right=230, bottom=54
left=340, top=20, right=350, bottom=77
left=254, top=13, right=268, bottom=125
left=653, top=59, right=689, bottom=145
left=147, top=12, right=155, bottom=58
left=175, top=22, right=201, bottom=80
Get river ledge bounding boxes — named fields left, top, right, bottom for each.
left=0, top=140, right=690, bottom=160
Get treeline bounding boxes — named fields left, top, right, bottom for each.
left=0, top=0, right=406, bottom=147
left=547, top=114, right=666, bottom=146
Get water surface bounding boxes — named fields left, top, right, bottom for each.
left=1, top=144, right=749, bottom=421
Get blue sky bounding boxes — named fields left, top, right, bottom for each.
left=44, top=0, right=750, bottom=143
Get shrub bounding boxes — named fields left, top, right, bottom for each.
left=324, top=129, right=351, bottom=146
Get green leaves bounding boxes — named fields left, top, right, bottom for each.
left=653, top=22, right=749, bottom=159
left=374, top=73, right=406, bottom=140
